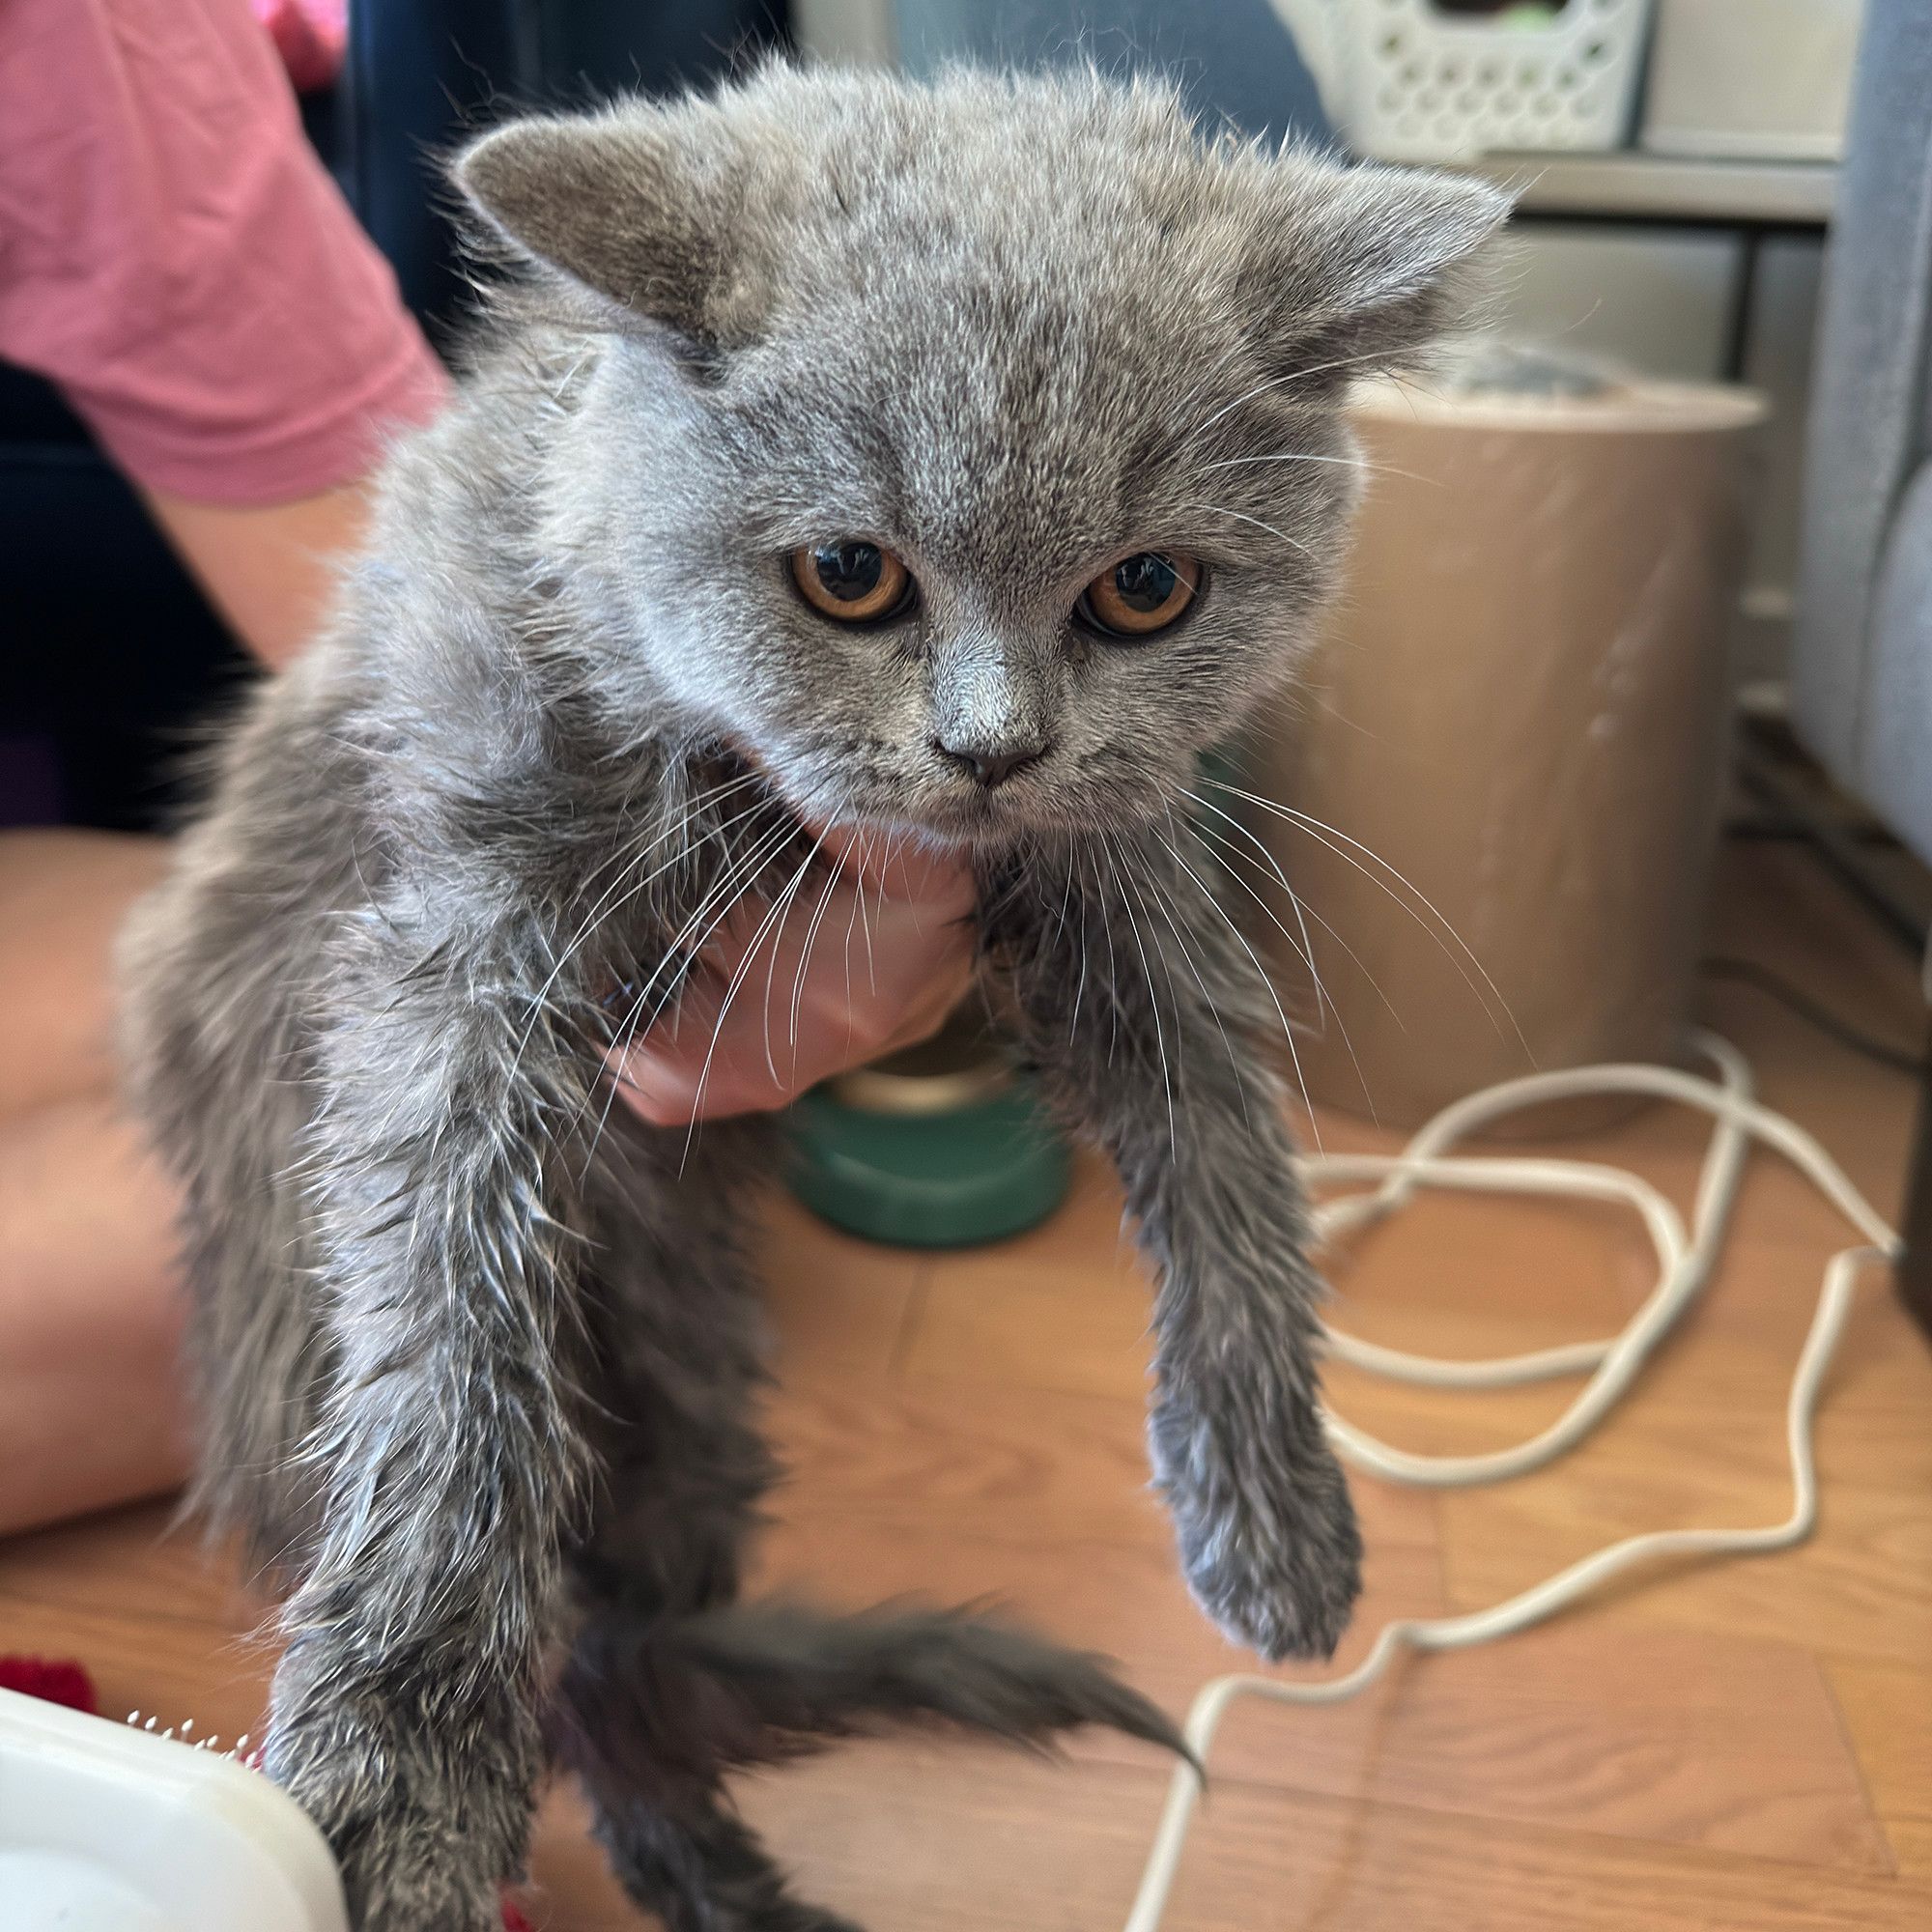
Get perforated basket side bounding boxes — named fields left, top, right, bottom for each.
left=1338, top=0, right=1654, bottom=162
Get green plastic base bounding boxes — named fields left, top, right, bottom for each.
left=786, top=1083, right=1071, bottom=1249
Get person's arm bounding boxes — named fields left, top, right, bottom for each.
left=137, top=481, right=376, bottom=669
left=0, top=0, right=449, bottom=668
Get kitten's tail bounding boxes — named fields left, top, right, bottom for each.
left=553, top=1599, right=1193, bottom=1795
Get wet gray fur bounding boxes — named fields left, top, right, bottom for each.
left=119, top=63, right=1506, bottom=1932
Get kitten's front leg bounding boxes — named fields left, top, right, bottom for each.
left=271, top=911, right=595, bottom=1930
left=993, top=832, right=1361, bottom=1661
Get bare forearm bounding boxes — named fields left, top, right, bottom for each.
left=139, top=481, right=374, bottom=669
left=0, top=1094, right=190, bottom=1535
left=0, top=833, right=188, bottom=1534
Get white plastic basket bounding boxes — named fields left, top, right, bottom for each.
left=1336, top=0, right=1655, bottom=162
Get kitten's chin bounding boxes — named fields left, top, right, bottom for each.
left=862, top=782, right=1098, bottom=851
left=838, top=801, right=1014, bottom=854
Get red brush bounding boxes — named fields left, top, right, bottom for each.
left=0, top=1654, right=99, bottom=1714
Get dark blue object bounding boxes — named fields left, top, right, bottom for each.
left=0, top=0, right=785, bottom=831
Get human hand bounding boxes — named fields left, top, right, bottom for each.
left=610, top=826, right=977, bottom=1127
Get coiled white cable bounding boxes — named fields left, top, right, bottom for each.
left=1122, top=1030, right=1901, bottom=1932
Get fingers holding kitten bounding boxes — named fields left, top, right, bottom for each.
left=610, top=836, right=977, bottom=1126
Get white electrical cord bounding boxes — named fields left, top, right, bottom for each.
left=1123, top=1030, right=1901, bottom=1932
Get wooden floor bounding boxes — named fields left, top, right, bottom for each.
left=3, top=838, right=1929, bottom=1930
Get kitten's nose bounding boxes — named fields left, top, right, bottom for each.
left=932, top=737, right=1048, bottom=789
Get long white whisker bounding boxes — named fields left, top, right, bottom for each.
left=1188, top=340, right=1426, bottom=440
left=512, top=772, right=770, bottom=1077
left=1177, top=784, right=1329, bottom=1035
left=1102, top=832, right=1176, bottom=1154
left=1060, top=845, right=1090, bottom=1045
left=1179, top=782, right=1407, bottom=1034
left=1118, top=834, right=1190, bottom=1094
left=758, top=815, right=841, bottom=1086
left=855, top=836, right=879, bottom=998
left=1147, top=806, right=1250, bottom=1132
left=1195, top=450, right=1435, bottom=489
left=1191, top=815, right=1406, bottom=1039
left=1217, top=810, right=1325, bottom=1040
left=1089, top=843, right=1122, bottom=1068
left=1149, top=820, right=1325, bottom=1153
left=1190, top=811, right=1409, bottom=1039
left=1165, top=333, right=1258, bottom=432
left=583, top=808, right=804, bottom=1097
left=680, top=836, right=830, bottom=1169
left=605, top=812, right=799, bottom=1059
left=544, top=767, right=765, bottom=990
left=840, top=825, right=869, bottom=1058
left=1179, top=502, right=1320, bottom=563
left=589, top=784, right=838, bottom=1169
left=1200, top=776, right=1526, bottom=1054
left=575, top=810, right=803, bottom=1160
left=788, top=844, right=851, bottom=1069
left=1173, top=808, right=1375, bottom=1123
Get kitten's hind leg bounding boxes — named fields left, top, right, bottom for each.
left=555, top=1615, right=862, bottom=1932
left=559, top=1481, right=862, bottom=1932
left=562, top=1124, right=848, bottom=1932
left=591, top=1798, right=862, bottom=1932
left=553, top=1599, right=1189, bottom=1932
left=602, top=1809, right=863, bottom=1932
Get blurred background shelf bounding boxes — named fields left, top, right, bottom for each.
left=1463, top=151, right=1838, bottom=228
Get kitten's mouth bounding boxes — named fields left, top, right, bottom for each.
left=902, top=786, right=1071, bottom=851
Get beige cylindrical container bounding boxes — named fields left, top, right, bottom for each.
left=1238, top=378, right=1767, bottom=1127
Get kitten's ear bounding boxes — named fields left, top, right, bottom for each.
left=453, top=109, right=746, bottom=344
left=1238, top=159, right=1513, bottom=382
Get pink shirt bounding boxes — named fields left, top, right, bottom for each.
left=0, top=0, right=449, bottom=503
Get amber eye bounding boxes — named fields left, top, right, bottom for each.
left=789, top=541, right=916, bottom=623
left=1075, top=552, right=1202, bottom=639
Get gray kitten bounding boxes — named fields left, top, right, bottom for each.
left=119, top=65, right=1504, bottom=1932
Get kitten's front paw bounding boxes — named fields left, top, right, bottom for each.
left=1150, top=1378, right=1362, bottom=1662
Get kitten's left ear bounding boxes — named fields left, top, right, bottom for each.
left=1237, top=159, right=1513, bottom=382
left=453, top=106, right=753, bottom=346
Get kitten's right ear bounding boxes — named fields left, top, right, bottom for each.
left=453, top=109, right=746, bottom=345
left=1235, top=158, right=1513, bottom=384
